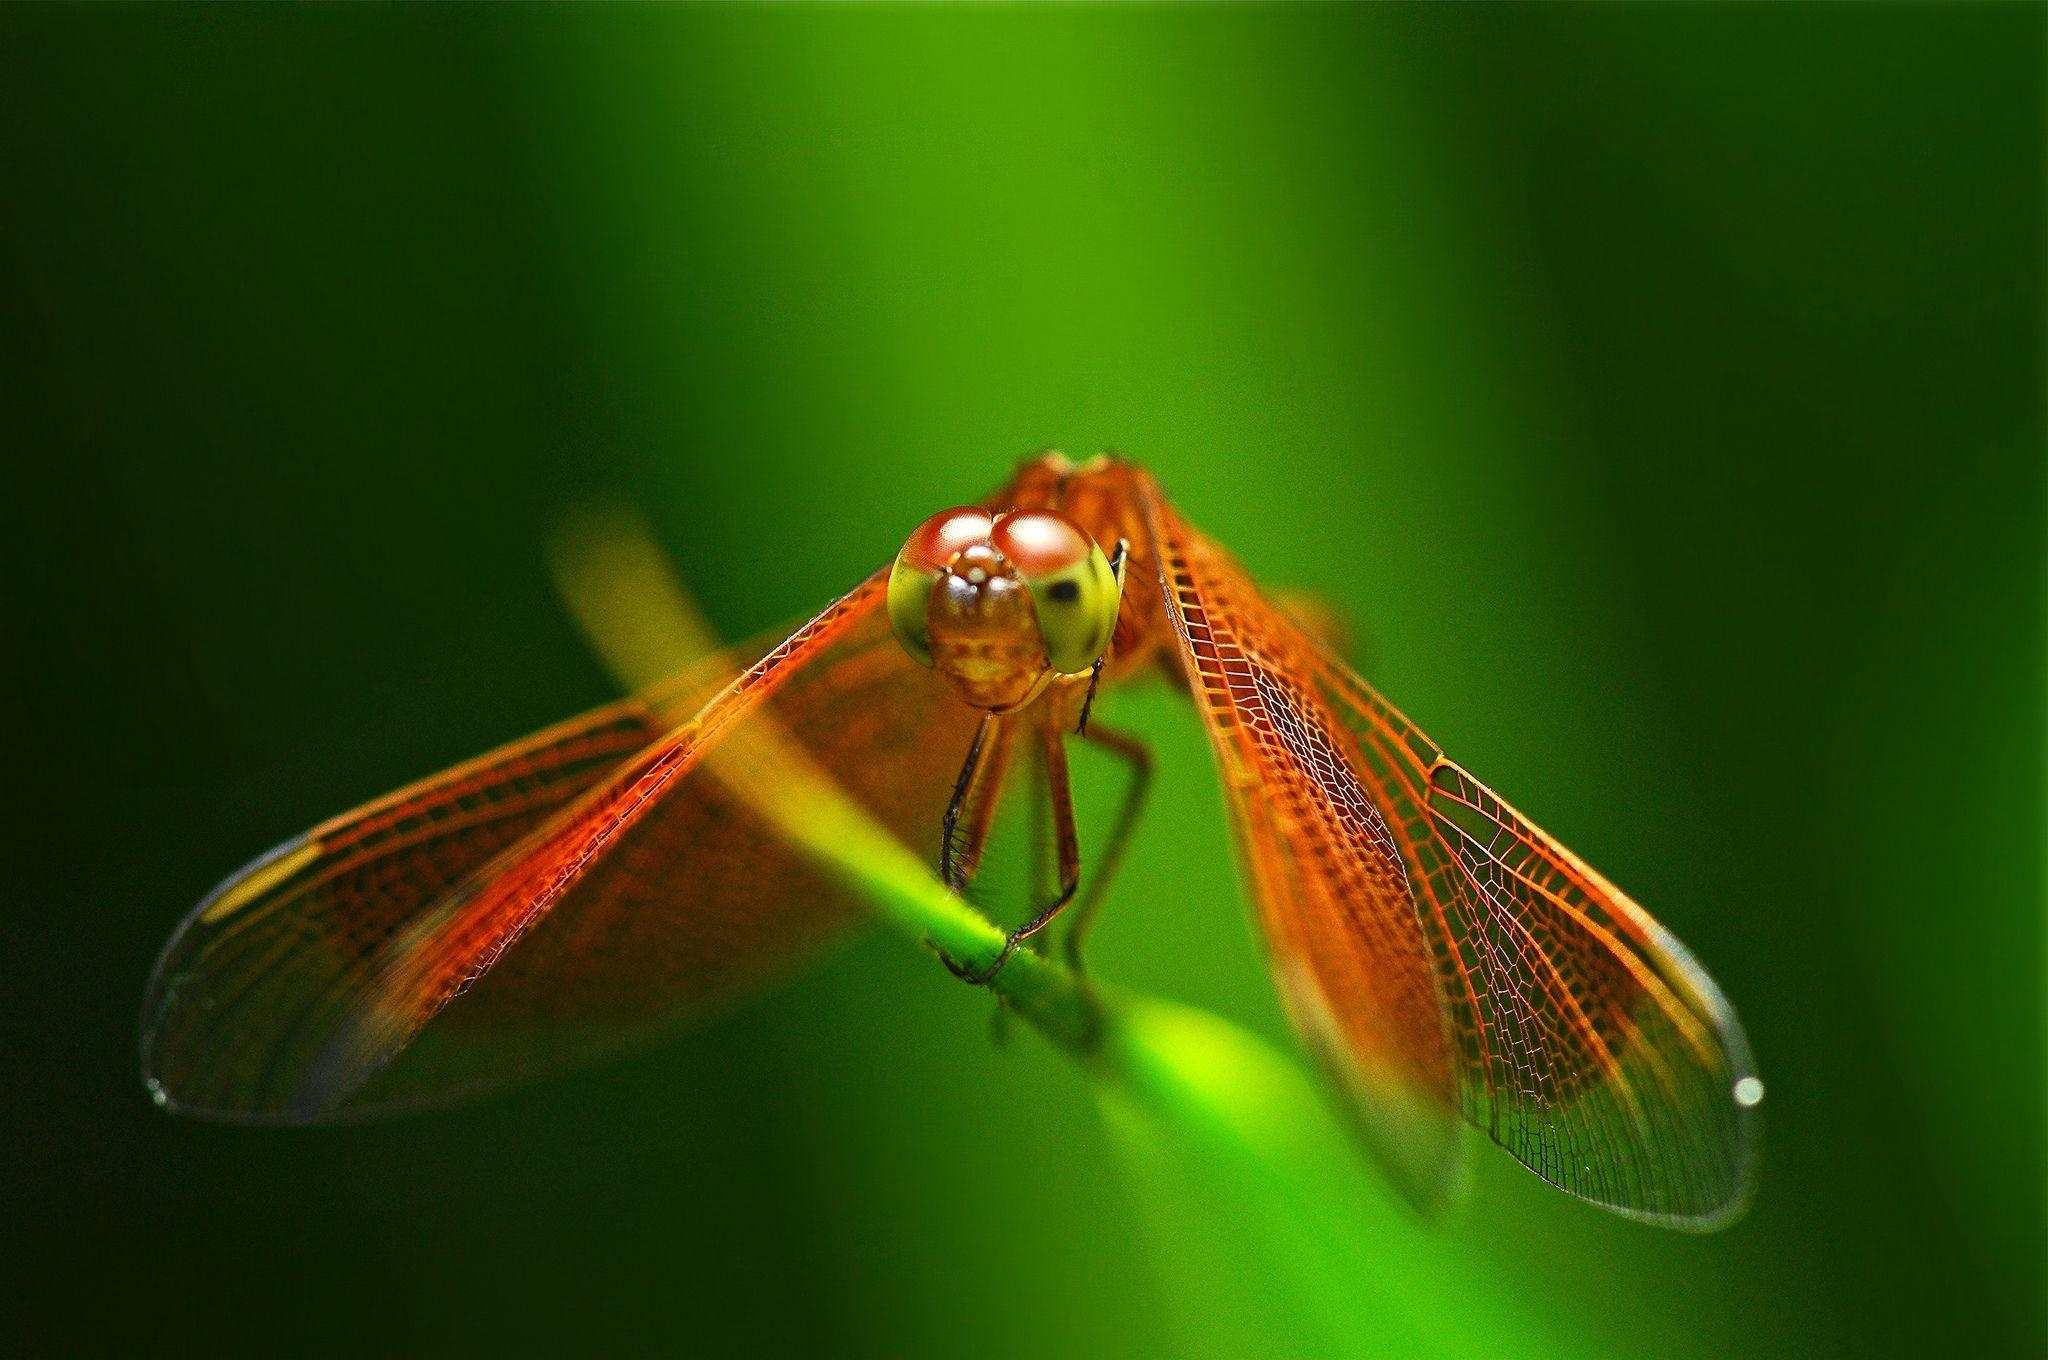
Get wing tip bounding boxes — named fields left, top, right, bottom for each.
left=139, top=832, right=321, bottom=1118
left=1528, top=1048, right=1767, bottom=1233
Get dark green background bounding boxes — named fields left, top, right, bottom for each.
left=4, top=5, right=2040, bottom=1356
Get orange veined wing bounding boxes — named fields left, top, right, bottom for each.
left=1143, top=486, right=1760, bottom=1229
left=142, top=571, right=983, bottom=1121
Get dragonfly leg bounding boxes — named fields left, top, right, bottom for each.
left=1075, top=538, right=1129, bottom=737
left=934, top=713, right=1024, bottom=980
left=945, top=718, right=1082, bottom=986
left=1061, top=721, right=1151, bottom=973
left=939, top=712, right=1002, bottom=890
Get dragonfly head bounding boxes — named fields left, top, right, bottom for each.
left=888, top=506, right=1119, bottom=712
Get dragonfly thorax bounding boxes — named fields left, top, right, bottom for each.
left=887, top=506, right=1119, bottom=712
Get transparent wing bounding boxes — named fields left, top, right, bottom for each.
left=1145, top=489, right=1760, bottom=1228
left=1319, top=665, right=1761, bottom=1228
left=142, top=572, right=982, bottom=1120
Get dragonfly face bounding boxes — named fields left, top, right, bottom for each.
left=887, top=504, right=1120, bottom=712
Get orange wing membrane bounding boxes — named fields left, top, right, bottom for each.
left=1143, top=483, right=1759, bottom=1228
left=143, top=574, right=980, bottom=1120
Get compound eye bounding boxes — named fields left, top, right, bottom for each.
left=993, top=511, right=1118, bottom=675
left=888, top=507, right=994, bottom=667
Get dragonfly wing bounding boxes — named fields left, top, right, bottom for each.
left=1143, top=493, right=1465, bottom=1214
left=1146, top=491, right=1759, bottom=1227
left=141, top=692, right=687, bottom=1118
left=1321, top=667, right=1761, bottom=1228
left=143, top=572, right=981, bottom=1120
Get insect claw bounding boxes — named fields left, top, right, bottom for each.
left=936, top=939, right=1014, bottom=987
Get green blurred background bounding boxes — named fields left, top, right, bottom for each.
left=3, top=5, right=2040, bottom=1356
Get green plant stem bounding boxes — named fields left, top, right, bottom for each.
left=704, top=712, right=1105, bottom=1054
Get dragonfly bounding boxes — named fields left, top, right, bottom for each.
left=142, top=451, right=1760, bottom=1230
